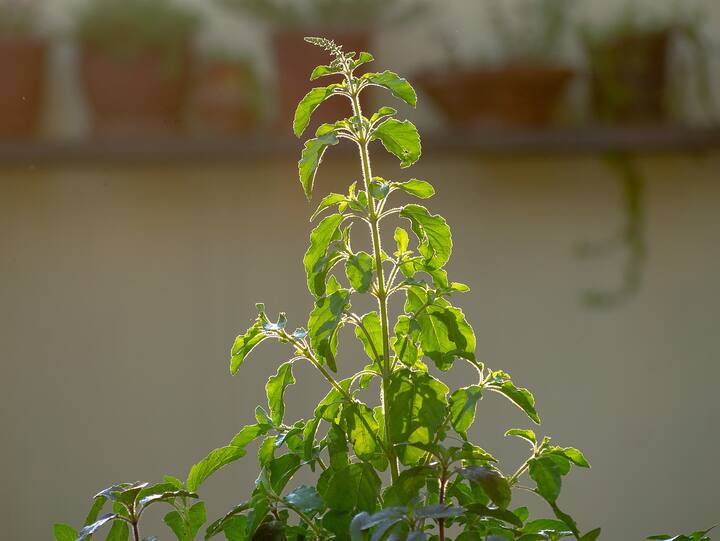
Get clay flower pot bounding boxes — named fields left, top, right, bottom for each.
left=416, top=65, right=574, bottom=129
left=272, top=28, right=370, bottom=130
left=587, top=29, right=671, bottom=125
left=188, top=61, right=261, bottom=135
left=80, top=44, right=191, bottom=136
left=0, top=37, right=47, bottom=138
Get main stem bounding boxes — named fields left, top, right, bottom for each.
left=350, top=88, right=399, bottom=482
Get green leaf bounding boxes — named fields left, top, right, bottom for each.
left=346, top=251, right=374, bottom=293
left=387, top=369, right=449, bottom=465
left=523, top=519, right=574, bottom=535
left=294, top=86, right=339, bottom=138
left=383, top=466, right=434, bottom=506
left=464, top=504, right=523, bottom=528
left=394, top=227, right=410, bottom=254
left=545, top=447, right=590, bottom=468
left=285, top=485, right=325, bottom=515
left=505, top=429, right=537, bottom=446
left=264, top=454, right=302, bottom=494
left=266, top=361, right=296, bottom=426
left=459, top=466, right=512, bottom=509
left=580, top=528, right=602, bottom=541
left=299, top=129, right=340, bottom=199
left=399, top=205, right=451, bottom=269
left=449, top=385, right=483, bottom=437
left=528, top=455, right=570, bottom=503
left=370, top=106, right=397, bottom=124
left=322, top=463, right=381, bottom=512
left=364, top=71, right=417, bottom=107
left=53, top=524, right=78, bottom=541
left=355, top=311, right=383, bottom=364
left=164, top=510, right=188, bottom=541
left=392, top=315, right=420, bottom=367
left=311, top=64, right=343, bottom=80
left=311, top=193, right=348, bottom=221
left=486, top=371, right=540, bottom=424
left=342, top=402, right=379, bottom=461
left=406, top=288, right=476, bottom=371
left=230, top=320, right=267, bottom=375
left=106, top=520, right=129, bottom=541
left=84, top=495, right=106, bottom=526
left=308, top=286, right=351, bottom=372
left=186, top=424, right=269, bottom=492
left=393, top=179, right=435, bottom=199
left=369, top=178, right=391, bottom=200
left=353, top=51, right=375, bottom=69
left=372, top=119, right=421, bottom=168
left=304, top=213, right=344, bottom=298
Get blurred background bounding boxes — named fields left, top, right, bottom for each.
left=0, top=0, right=719, bottom=539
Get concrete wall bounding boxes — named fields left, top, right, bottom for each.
left=1, top=151, right=719, bottom=539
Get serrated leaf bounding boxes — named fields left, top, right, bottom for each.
left=53, top=524, right=78, bottom=541
left=387, top=369, right=449, bottom=465
left=346, top=251, right=374, bottom=293
left=294, top=86, right=340, bottom=137
left=304, top=213, right=344, bottom=298
left=364, top=71, right=417, bottom=107
left=449, top=385, right=483, bottom=437
left=372, top=119, right=421, bottom=168
left=230, top=320, right=267, bottom=375
left=186, top=424, right=269, bottom=492
left=266, top=361, right=296, bottom=426
left=505, top=429, right=537, bottom=446
left=399, top=205, right=451, bottom=269
left=299, top=130, right=339, bottom=199
left=459, top=466, right=512, bottom=509
left=394, top=179, right=435, bottom=199
left=308, top=286, right=350, bottom=372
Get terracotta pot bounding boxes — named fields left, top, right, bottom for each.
left=416, top=65, right=574, bottom=129
left=80, top=44, right=191, bottom=136
left=0, top=37, right=47, bottom=138
left=188, top=61, right=260, bottom=135
left=272, top=28, right=370, bottom=132
left=587, top=30, right=670, bottom=125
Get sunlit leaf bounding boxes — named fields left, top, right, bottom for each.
left=372, top=119, right=421, bottom=168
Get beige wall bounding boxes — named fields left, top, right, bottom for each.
left=1, top=151, right=719, bottom=539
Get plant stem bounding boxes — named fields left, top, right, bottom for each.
left=131, top=521, right=141, bottom=541
left=349, top=87, right=399, bottom=483
left=438, top=469, right=448, bottom=541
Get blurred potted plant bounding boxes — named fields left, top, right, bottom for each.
left=224, top=0, right=426, bottom=128
left=582, top=3, right=712, bottom=125
left=0, top=0, right=47, bottom=138
left=77, top=0, right=199, bottom=136
left=416, top=0, right=575, bottom=129
left=188, top=51, right=263, bottom=135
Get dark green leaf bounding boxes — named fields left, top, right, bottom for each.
left=369, top=178, right=391, bottom=200
left=459, top=466, right=512, bottom=509
left=293, top=86, right=339, bottom=137
left=308, top=286, right=351, bottom=371
left=187, top=424, right=269, bottom=492
left=304, top=213, right=344, bottom=298
left=387, top=369, right=449, bottom=465
left=415, top=504, right=462, bottom=519
left=393, top=179, right=435, bottom=199
left=299, top=129, right=339, bottom=199
left=449, top=385, right=483, bottom=437
left=346, top=252, right=374, bottom=293
left=322, top=463, right=381, bottom=512
left=230, top=320, right=267, bottom=375
left=465, top=504, right=523, bottom=528
left=528, top=455, right=570, bottom=503
left=266, top=454, right=302, bottom=494
left=399, top=205, right=451, bottom=269
left=580, top=528, right=602, bottom=541
left=266, top=361, right=296, bottom=426
left=106, top=520, right=129, bottom=541
left=391, top=315, right=420, bottom=368
left=285, top=485, right=325, bottom=515
left=372, top=119, right=421, bottom=168
left=364, top=71, right=417, bottom=107
left=53, top=524, right=78, bottom=541
left=383, top=466, right=434, bottom=506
